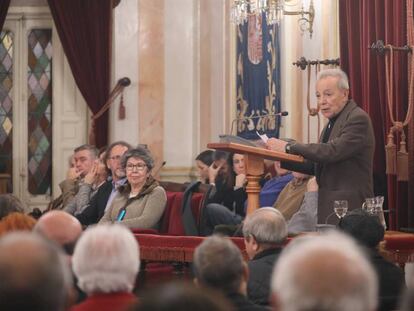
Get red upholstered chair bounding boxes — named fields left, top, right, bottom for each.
left=158, top=181, right=211, bottom=236
left=131, top=182, right=211, bottom=236
left=160, top=192, right=186, bottom=235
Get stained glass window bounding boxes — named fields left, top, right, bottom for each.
left=0, top=30, right=13, bottom=192
left=27, top=29, right=52, bottom=195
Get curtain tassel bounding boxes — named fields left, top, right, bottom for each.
left=397, top=130, right=409, bottom=181
left=118, top=92, right=126, bottom=120
left=88, top=119, right=96, bottom=146
left=385, top=128, right=397, bottom=175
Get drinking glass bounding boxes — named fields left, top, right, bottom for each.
left=334, top=200, right=348, bottom=219
left=374, top=196, right=387, bottom=230
left=362, top=198, right=376, bottom=214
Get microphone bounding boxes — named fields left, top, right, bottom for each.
left=118, top=77, right=131, bottom=87
left=152, top=161, right=167, bottom=177
left=230, top=111, right=289, bottom=135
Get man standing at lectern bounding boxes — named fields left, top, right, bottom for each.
left=266, top=68, right=375, bottom=224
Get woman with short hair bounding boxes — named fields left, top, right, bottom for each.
left=99, top=146, right=167, bottom=230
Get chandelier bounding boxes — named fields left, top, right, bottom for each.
left=231, top=0, right=315, bottom=37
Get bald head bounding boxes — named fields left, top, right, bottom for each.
left=0, top=232, right=70, bottom=310
left=34, top=211, right=82, bottom=254
left=272, top=232, right=377, bottom=311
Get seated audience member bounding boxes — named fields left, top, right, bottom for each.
left=287, top=176, right=318, bottom=233
left=259, top=161, right=293, bottom=207
left=339, top=209, right=405, bottom=311
left=0, top=232, right=72, bottom=311
left=50, top=144, right=98, bottom=210
left=202, top=152, right=247, bottom=235
left=34, top=210, right=82, bottom=256
left=271, top=232, right=378, bottom=311
left=64, top=157, right=109, bottom=216
left=99, top=147, right=167, bottom=229
left=34, top=210, right=85, bottom=303
left=273, top=172, right=310, bottom=220
left=0, top=193, right=25, bottom=219
left=33, top=210, right=86, bottom=302
left=71, top=224, right=139, bottom=311
left=195, top=150, right=214, bottom=184
left=202, top=159, right=291, bottom=236
left=243, top=208, right=287, bottom=306
left=130, top=282, right=233, bottom=311
left=193, top=236, right=267, bottom=311
left=76, top=141, right=131, bottom=226
left=0, top=212, right=36, bottom=237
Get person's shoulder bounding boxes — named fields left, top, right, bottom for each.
left=153, top=185, right=166, bottom=192
left=152, top=186, right=167, bottom=197
left=347, top=101, right=370, bottom=118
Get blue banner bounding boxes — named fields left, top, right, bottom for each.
left=236, top=14, right=281, bottom=139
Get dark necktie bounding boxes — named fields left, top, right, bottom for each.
left=322, top=120, right=334, bottom=143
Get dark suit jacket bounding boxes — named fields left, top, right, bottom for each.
left=247, top=247, right=283, bottom=306
left=283, top=100, right=375, bottom=223
left=76, top=180, right=113, bottom=226
left=367, top=248, right=406, bottom=311
left=226, top=293, right=269, bottom=311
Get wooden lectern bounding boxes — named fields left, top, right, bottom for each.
left=207, top=142, right=304, bottom=215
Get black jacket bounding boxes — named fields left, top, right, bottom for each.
left=226, top=293, right=269, bottom=311
left=76, top=180, right=112, bottom=226
left=367, top=248, right=406, bottom=311
left=247, top=247, right=283, bottom=306
left=207, top=175, right=247, bottom=217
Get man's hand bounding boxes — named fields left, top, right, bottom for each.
left=307, top=177, right=318, bottom=192
left=208, top=163, right=222, bottom=184
left=66, top=167, right=80, bottom=180
left=84, top=162, right=98, bottom=185
left=266, top=138, right=288, bottom=152
left=235, top=173, right=246, bottom=189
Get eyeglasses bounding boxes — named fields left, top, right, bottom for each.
left=126, top=163, right=147, bottom=171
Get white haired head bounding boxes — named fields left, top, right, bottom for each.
left=72, top=224, right=140, bottom=294
left=271, top=231, right=377, bottom=311
left=243, top=207, right=287, bottom=244
left=316, top=68, right=349, bottom=90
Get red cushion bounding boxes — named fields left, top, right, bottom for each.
left=161, top=192, right=185, bottom=235
left=190, top=193, right=204, bottom=225
left=159, top=192, right=176, bottom=233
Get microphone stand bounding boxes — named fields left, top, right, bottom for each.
left=89, top=77, right=131, bottom=145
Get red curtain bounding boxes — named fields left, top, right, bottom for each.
left=339, top=0, right=410, bottom=229
left=47, top=0, right=112, bottom=148
left=0, top=0, right=10, bottom=31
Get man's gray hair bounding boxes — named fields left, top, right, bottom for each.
left=0, top=232, right=72, bottom=311
left=194, top=235, right=244, bottom=293
left=243, top=207, right=287, bottom=244
left=72, top=224, right=140, bottom=294
left=121, top=146, right=154, bottom=171
left=74, top=144, right=98, bottom=158
left=271, top=231, right=377, bottom=311
left=317, top=68, right=349, bottom=90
